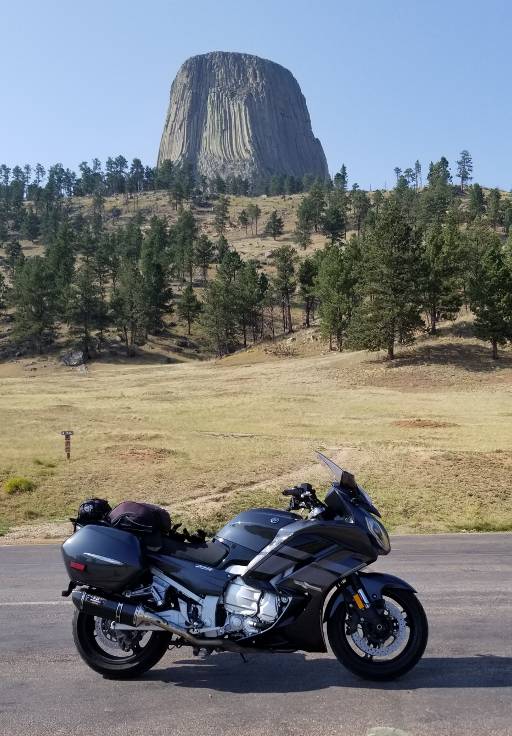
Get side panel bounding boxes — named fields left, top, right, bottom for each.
left=61, top=525, right=143, bottom=592
left=244, top=520, right=376, bottom=594
left=148, top=553, right=231, bottom=597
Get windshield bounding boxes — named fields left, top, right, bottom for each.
left=316, top=451, right=357, bottom=489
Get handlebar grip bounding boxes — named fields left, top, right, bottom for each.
left=282, top=487, right=300, bottom=497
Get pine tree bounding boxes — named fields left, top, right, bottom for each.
left=298, top=256, right=318, bottom=327
left=264, top=210, right=284, bottom=240
left=316, top=241, right=359, bottom=350
left=420, top=220, right=462, bottom=334
left=111, top=261, right=148, bottom=356
left=349, top=198, right=423, bottom=359
left=487, top=188, right=501, bottom=229
left=468, top=183, right=485, bottom=221
left=321, top=197, right=345, bottom=244
left=194, top=233, right=215, bottom=284
left=140, top=219, right=172, bottom=333
left=67, top=261, right=102, bottom=358
left=172, top=208, right=197, bottom=282
left=177, top=284, right=202, bottom=335
left=0, top=271, right=6, bottom=314
left=45, top=222, right=76, bottom=311
left=236, top=261, right=263, bottom=345
left=12, top=257, right=56, bottom=353
left=201, top=275, right=238, bottom=356
left=469, top=229, right=512, bottom=358
left=272, top=245, right=296, bottom=333
left=456, top=150, right=473, bottom=192
left=213, top=195, right=230, bottom=236
left=246, top=202, right=261, bottom=235
left=5, top=241, right=25, bottom=279
left=237, top=209, right=249, bottom=235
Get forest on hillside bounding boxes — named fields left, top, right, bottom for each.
left=1, top=150, right=512, bottom=362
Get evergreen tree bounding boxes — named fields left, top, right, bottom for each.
left=414, top=160, right=422, bottom=190
left=177, top=284, right=202, bottom=335
left=456, top=150, right=473, bottom=192
left=316, top=241, right=359, bottom=350
left=469, top=229, right=512, bottom=358
left=20, top=207, right=40, bottom=240
left=0, top=271, right=6, bottom=314
left=333, top=164, right=348, bottom=191
left=298, top=256, right=318, bottom=327
left=321, top=196, right=345, bottom=243
left=487, top=187, right=501, bottom=229
left=67, top=261, right=102, bottom=358
left=272, top=245, right=296, bottom=333
left=111, top=260, right=148, bottom=356
left=173, top=208, right=197, bottom=282
left=5, top=240, right=25, bottom=279
left=140, top=218, right=172, bottom=333
left=45, top=222, right=76, bottom=311
left=349, top=198, right=423, bottom=359
left=194, top=233, right=215, bottom=284
left=236, top=261, right=263, bottom=346
left=12, top=257, right=56, bottom=353
left=246, top=202, right=261, bottom=235
left=216, top=235, right=230, bottom=263
left=201, top=275, right=238, bottom=356
left=420, top=220, right=462, bottom=334
left=264, top=210, right=284, bottom=240
left=468, top=183, right=485, bottom=220
left=237, top=209, right=249, bottom=234
left=213, top=195, right=230, bottom=236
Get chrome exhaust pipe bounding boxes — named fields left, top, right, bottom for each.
left=71, top=590, right=247, bottom=653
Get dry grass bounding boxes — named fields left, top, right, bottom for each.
left=1, top=329, right=512, bottom=541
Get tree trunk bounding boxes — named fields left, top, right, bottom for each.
left=492, top=338, right=499, bottom=360
left=187, top=318, right=191, bottom=336
left=430, top=307, right=437, bottom=335
left=387, top=341, right=395, bottom=360
left=287, top=301, right=293, bottom=333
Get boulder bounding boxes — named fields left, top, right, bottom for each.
left=61, top=350, right=86, bottom=367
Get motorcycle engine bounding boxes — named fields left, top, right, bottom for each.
left=223, top=578, right=281, bottom=636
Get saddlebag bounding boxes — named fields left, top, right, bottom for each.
left=107, top=501, right=172, bottom=550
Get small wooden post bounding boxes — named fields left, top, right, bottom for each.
left=60, top=430, right=74, bottom=460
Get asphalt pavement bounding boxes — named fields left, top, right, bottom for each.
left=0, top=533, right=511, bottom=736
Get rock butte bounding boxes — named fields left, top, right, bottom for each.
left=158, top=51, right=329, bottom=182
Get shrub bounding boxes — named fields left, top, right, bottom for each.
left=4, top=476, right=35, bottom=495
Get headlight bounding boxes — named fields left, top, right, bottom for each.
left=365, top=515, right=391, bottom=553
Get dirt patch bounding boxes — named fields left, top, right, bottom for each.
left=108, top=446, right=174, bottom=463
left=393, top=418, right=458, bottom=429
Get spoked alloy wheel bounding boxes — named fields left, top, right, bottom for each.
left=72, top=610, right=170, bottom=679
left=327, top=588, right=428, bottom=681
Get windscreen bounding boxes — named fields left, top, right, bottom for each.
left=316, top=451, right=357, bottom=489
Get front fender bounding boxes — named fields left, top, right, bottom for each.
left=324, top=571, right=416, bottom=621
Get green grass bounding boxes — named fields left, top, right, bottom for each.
left=4, top=476, right=36, bottom=495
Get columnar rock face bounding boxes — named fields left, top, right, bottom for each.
left=158, top=52, right=329, bottom=182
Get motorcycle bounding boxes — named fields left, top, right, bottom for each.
left=61, top=452, right=428, bottom=681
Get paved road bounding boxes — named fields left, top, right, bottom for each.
left=0, top=534, right=511, bottom=736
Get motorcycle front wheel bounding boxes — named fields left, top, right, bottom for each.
left=327, top=588, right=428, bottom=681
left=72, top=610, right=170, bottom=679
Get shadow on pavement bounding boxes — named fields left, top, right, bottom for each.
left=143, top=652, right=512, bottom=691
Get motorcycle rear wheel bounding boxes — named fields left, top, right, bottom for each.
left=72, top=610, right=170, bottom=679
left=327, top=588, right=428, bottom=681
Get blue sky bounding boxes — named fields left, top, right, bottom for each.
left=2, top=0, right=511, bottom=189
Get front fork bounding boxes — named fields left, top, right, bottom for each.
left=341, top=573, right=387, bottom=632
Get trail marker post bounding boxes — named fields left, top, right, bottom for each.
left=60, top=430, right=74, bottom=460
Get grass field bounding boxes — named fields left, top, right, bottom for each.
left=1, top=324, right=512, bottom=542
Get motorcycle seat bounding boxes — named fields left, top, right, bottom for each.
left=157, top=536, right=229, bottom=567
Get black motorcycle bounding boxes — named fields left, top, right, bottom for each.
left=61, top=452, right=428, bottom=681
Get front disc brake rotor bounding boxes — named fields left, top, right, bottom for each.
left=350, top=599, right=408, bottom=657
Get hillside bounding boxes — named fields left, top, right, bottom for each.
left=1, top=318, right=512, bottom=542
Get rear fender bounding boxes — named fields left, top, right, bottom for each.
left=323, top=571, right=416, bottom=621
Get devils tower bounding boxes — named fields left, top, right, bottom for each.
left=157, top=51, right=329, bottom=182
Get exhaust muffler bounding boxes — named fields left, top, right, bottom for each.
left=71, top=590, right=246, bottom=652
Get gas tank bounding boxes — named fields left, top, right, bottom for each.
left=215, top=508, right=300, bottom=554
